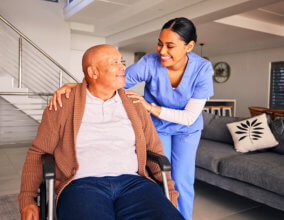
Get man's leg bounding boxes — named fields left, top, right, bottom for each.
left=57, top=177, right=115, bottom=220
left=171, top=131, right=201, bottom=220
left=158, top=133, right=172, bottom=163
left=114, top=175, right=184, bottom=220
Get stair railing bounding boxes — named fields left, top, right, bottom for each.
left=0, top=15, right=78, bottom=93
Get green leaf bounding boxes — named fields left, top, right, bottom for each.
left=241, top=123, right=248, bottom=128
left=239, top=136, right=247, bottom=141
left=246, top=120, right=251, bottom=126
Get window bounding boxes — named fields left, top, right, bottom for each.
left=270, top=62, right=284, bottom=109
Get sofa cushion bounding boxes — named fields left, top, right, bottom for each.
left=227, top=114, right=278, bottom=153
left=270, top=117, right=284, bottom=154
left=201, top=112, right=245, bottom=145
left=219, top=152, right=284, bottom=195
left=196, top=139, right=241, bottom=174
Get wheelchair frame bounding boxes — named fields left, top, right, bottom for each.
left=39, top=151, right=171, bottom=220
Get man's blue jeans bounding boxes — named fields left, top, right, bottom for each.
left=57, top=174, right=184, bottom=220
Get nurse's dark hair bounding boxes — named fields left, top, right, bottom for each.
left=161, top=17, right=197, bottom=44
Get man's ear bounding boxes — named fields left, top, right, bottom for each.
left=186, top=40, right=195, bottom=53
left=87, top=66, right=98, bottom=79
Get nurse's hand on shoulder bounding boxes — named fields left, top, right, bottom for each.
left=125, top=90, right=152, bottom=112
left=21, top=204, right=39, bottom=220
left=48, top=83, right=77, bottom=111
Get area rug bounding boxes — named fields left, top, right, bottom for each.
left=0, top=194, right=20, bottom=220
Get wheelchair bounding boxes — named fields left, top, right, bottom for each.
left=38, top=151, right=172, bottom=220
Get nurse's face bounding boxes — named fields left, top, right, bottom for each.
left=157, top=28, right=194, bottom=69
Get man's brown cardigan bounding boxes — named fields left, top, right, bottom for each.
left=18, top=80, right=178, bottom=211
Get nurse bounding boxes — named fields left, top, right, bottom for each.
left=49, top=17, right=214, bottom=220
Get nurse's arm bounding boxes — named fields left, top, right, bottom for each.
left=125, top=90, right=162, bottom=116
left=159, top=99, right=206, bottom=126
left=125, top=56, right=149, bottom=89
left=48, top=83, right=78, bottom=111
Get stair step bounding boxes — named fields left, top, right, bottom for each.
left=23, top=109, right=44, bottom=115
left=1, top=94, right=46, bottom=123
left=1, top=95, right=46, bottom=104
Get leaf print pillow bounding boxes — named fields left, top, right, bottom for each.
left=226, top=113, right=278, bottom=153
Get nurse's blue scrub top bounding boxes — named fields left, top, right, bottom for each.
left=125, top=52, right=214, bottom=135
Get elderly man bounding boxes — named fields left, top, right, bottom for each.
left=19, top=45, right=184, bottom=220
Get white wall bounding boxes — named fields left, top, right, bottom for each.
left=119, top=49, right=145, bottom=95
left=120, top=49, right=134, bottom=68
left=0, top=0, right=71, bottom=69
left=210, top=46, right=284, bottom=117
left=70, top=33, right=106, bottom=81
left=1, top=0, right=108, bottom=82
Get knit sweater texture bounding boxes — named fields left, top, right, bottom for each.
left=18, top=79, right=178, bottom=211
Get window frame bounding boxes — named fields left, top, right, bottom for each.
left=269, top=61, right=284, bottom=109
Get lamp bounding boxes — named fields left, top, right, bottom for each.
left=199, top=43, right=209, bottom=60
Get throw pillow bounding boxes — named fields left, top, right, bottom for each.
left=202, top=111, right=245, bottom=145
left=270, top=117, right=284, bottom=154
left=226, top=113, right=279, bottom=153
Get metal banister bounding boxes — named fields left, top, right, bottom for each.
left=0, top=14, right=78, bottom=83
left=0, top=92, right=53, bottom=96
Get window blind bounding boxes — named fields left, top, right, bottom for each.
left=270, top=62, right=284, bottom=109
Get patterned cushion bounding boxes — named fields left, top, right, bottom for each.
left=226, top=114, right=278, bottom=153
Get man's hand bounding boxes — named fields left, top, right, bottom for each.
left=48, top=83, right=77, bottom=111
left=21, top=204, right=39, bottom=220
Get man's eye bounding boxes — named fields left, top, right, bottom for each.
left=157, top=43, right=163, bottom=46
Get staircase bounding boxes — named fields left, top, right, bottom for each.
left=0, top=73, right=46, bottom=122
left=0, top=15, right=78, bottom=144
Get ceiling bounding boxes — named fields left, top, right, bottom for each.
left=65, top=0, right=284, bottom=56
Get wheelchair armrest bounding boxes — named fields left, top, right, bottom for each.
left=147, top=151, right=171, bottom=172
left=147, top=151, right=171, bottom=200
left=42, top=154, right=55, bottom=180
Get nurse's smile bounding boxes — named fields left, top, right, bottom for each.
left=160, top=56, right=171, bottom=62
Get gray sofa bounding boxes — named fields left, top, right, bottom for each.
left=195, top=112, right=284, bottom=211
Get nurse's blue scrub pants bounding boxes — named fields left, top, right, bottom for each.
left=159, top=130, right=201, bottom=220
left=57, top=174, right=184, bottom=220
